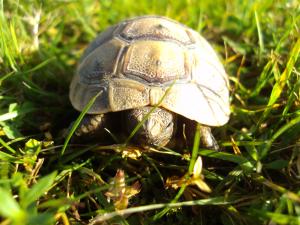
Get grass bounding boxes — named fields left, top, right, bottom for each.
left=0, top=0, right=300, bottom=224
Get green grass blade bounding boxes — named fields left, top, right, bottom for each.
left=24, top=57, right=56, bottom=74
left=0, top=150, right=17, bottom=161
left=0, top=111, right=18, bottom=122
left=282, top=79, right=300, bottom=116
left=124, top=105, right=158, bottom=145
left=0, top=187, right=24, bottom=220
left=0, top=137, right=16, bottom=153
left=270, top=115, right=300, bottom=144
left=261, top=114, right=300, bottom=158
left=0, top=71, right=15, bottom=86
left=188, top=123, right=201, bottom=173
left=153, top=181, right=188, bottom=220
left=22, top=76, right=60, bottom=98
left=259, top=37, right=300, bottom=123
left=251, top=210, right=300, bottom=224
left=254, top=10, right=264, bottom=62
left=92, top=196, right=234, bottom=224
left=153, top=123, right=203, bottom=220
left=250, top=59, right=274, bottom=98
left=198, top=149, right=249, bottom=164
left=124, top=80, right=175, bottom=145
left=61, top=91, right=102, bottom=155
left=21, top=172, right=57, bottom=208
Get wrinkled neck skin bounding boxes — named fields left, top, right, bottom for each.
left=124, top=106, right=176, bottom=147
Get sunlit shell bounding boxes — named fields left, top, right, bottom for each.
left=69, top=15, right=230, bottom=126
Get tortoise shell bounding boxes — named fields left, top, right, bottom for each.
left=69, top=15, right=230, bottom=126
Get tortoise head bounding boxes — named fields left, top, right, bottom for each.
left=125, top=106, right=176, bottom=147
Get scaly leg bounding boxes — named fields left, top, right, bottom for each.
left=74, top=114, right=107, bottom=136
left=182, top=118, right=219, bottom=150
left=199, top=126, right=219, bottom=151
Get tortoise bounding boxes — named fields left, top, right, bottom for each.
left=69, top=15, right=230, bottom=149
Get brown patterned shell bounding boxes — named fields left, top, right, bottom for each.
left=69, top=15, right=230, bottom=126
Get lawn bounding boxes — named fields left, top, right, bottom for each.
left=0, top=0, right=300, bottom=224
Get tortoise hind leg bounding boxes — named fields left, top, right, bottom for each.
left=199, top=126, right=219, bottom=151
left=69, top=114, right=113, bottom=143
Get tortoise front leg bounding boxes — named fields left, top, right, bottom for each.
left=74, top=114, right=106, bottom=137
left=69, top=114, right=114, bottom=144
left=199, top=126, right=219, bottom=151
left=182, top=119, right=219, bottom=151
